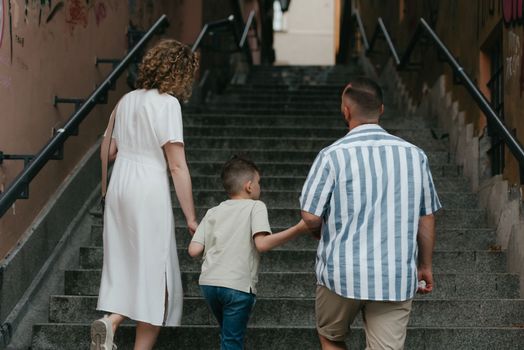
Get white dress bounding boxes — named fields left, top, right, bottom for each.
left=97, top=89, right=184, bottom=326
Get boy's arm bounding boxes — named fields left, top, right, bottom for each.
left=253, top=219, right=309, bottom=253
left=188, top=241, right=204, bottom=258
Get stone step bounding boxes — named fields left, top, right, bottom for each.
left=226, top=84, right=348, bottom=91
left=91, top=207, right=487, bottom=229
left=47, top=296, right=524, bottom=327
left=31, top=324, right=524, bottom=350
left=64, top=270, right=520, bottom=299
left=183, top=114, right=436, bottom=130
left=89, top=225, right=496, bottom=251
left=182, top=175, right=470, bottom=192
left=168, top=189, right=475, bottom=209
left=184, top=148, right=452, bottom=165
left=182, top=136, right=447, bottom=151
left=183, top=125, right=445, bottom=140
left=77, top=247, right=506, bottom=273
left=182, top=160, right=461, bottom=178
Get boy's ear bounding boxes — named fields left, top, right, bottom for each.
left=245, top=180, right=253, bottom=193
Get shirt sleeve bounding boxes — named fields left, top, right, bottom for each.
left=251, top=201, right=272, bottom=236
left=155, top=96, right=184, bottom=147
left=191, top=212, right=207, bottom=245
left=419, top=154, right=442, bottom=216
left=300, top=150, right=335, bottom=217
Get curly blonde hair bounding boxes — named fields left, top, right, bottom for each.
left=135, top=39, right=199, bottom=101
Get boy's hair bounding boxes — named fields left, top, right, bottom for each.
left=343, top=77, right=383, bottom=118
left=221, top=155, right=260, bottom=196
left=135, top=39, right=200, bottom=102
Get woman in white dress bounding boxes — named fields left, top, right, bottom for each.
left=90, top=39, right=199, bottom=350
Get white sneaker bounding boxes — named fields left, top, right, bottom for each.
left=90, top=316, right=114, bottom=350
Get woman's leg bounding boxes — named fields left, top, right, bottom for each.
left=134, top=322, right=161, bottom=350
left=108, top=313, right=126, bottom=334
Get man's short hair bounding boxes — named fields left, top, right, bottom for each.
left=221, top=155, right=260, bottom=195
left=343, top=77, right=383, bottom=118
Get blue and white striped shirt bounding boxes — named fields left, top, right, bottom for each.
left=300, top=124, right=442, bottom=301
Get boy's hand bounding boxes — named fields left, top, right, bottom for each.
left=295, top=219, right=310, bottom=234
left=296, top=219, right=321, bottom=240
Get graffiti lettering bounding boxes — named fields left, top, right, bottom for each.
left=15, top=34, right=24, bottom=47
left=46, top=1, right=64, bottom=23
left=0, top=0, right=4, bottom=48
left=506, top=31, right=521, bottom=81
left=0, top=75, right=12, bottom=89
left=503, top=0, right=524, bottom=24
left=94, top=2, right=106, bottom=26
left=66, top=0, right=88, bottom=28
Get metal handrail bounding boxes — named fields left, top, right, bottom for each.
left=239, top=10, right=256, bottom=49
left=356, top=14, right=524, bottom=178
left=0, top=15, right=168, bottom=217
left=367, top=17, right=400, bottom=65
left=353, top=9, right=369, bottom=51
left=191, top=15, right=236, bottom=53
left=191, top=10, right=257, bottom=64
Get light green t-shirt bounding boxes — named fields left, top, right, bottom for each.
left=191, top=199, right=272, bottom=294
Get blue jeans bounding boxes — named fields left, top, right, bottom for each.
left=200, top=285, right=256, bottom=350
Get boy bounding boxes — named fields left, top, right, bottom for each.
left=188, top=155, right=309, bottom=350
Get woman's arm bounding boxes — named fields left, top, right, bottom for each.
left=164, top=142, right=198, bottom=234
left=100, top=136, right=118, bottom=163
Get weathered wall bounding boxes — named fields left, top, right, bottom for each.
left=0, top=0, right=129, bottom=260
left=0, top=0, right=206, bottom=260
left=357, top=0, right=524, bottom=186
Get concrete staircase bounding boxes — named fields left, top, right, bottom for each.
left=30, top=65, right=524, bottom=349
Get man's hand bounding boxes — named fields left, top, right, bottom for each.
left=301, top=211, right=322, bottom=240
left=417, top=265, right=434, bottom=294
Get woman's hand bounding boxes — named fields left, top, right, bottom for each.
left=187, top=219, right=198, bottom=235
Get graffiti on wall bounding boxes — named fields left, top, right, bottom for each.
left=506, top=30, right=521, bottom=80
left=503, top=0, right=523, bottom=25
left=505, top=29, right=524, bottom=96
left=0, top=0, right=4, bottom=48
left=477, top=0, right=502, bottom=38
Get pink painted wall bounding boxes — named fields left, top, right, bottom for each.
left=0, top=0, right=204, bottom=259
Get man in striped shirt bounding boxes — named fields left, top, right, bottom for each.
left=300, top=77, right=442, bottom=350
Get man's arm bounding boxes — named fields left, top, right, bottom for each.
left=417, top=213, right=435, bottom=294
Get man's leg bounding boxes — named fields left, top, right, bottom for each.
left=362, top=300, right=412, bottom=350
left=315, top=285, right=362, bottom=350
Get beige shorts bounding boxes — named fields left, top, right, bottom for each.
left=315, top=285, right=412, bottom=349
